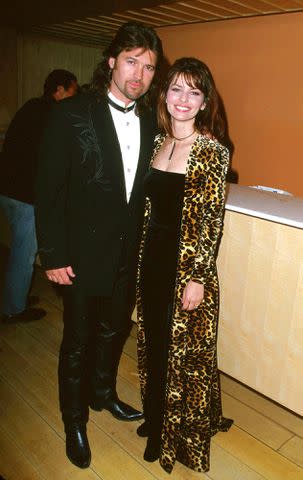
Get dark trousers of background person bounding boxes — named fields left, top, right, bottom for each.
left=58, top=263, right=135, bottom=429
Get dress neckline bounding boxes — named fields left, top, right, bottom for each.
left=150, top=167, right=185, bottom=176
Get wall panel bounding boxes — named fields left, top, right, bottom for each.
left=18, top=34, right=102, bottom=104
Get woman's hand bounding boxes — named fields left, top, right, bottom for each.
left=182, top=280, right=204, bottom=310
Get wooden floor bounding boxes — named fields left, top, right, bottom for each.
left=1, top=266, right=303, bottom=480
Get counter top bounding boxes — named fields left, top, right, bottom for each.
left=225, top=184, right=303, bottom=229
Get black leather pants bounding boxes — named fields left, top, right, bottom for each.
left=58, top=269, right=134, bottom=426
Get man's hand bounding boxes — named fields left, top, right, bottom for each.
left=45, top=266, right=76, bottom=285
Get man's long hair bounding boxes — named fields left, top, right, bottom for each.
left=91, top=22, right=163, bottom=113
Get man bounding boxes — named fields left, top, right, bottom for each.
left=35, top=22, right=163, bottom=469
left=0, top=69, right=78, bottom=324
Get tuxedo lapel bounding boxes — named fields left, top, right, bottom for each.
left=90, top=96, right=126, bottom=201
left=129, top=112, right=155, bottom=207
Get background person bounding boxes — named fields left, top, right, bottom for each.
left=136, top=57, right=233, bottom=473
left=0, top=69, right=78, bottom=324
left=35, top=22, right=163, bottom=469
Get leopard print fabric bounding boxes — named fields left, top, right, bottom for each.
left=136, top=134, right=233, bottom=473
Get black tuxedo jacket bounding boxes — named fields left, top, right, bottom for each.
left=35, top=93, right=157, bottom=295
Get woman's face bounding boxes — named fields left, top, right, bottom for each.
left=166, top=74, right=206, bottom=123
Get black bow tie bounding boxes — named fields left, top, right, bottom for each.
left=107, top=96, right=135, bottom=114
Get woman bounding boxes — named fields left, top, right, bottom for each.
left=136, top=57, right=233, bottom=473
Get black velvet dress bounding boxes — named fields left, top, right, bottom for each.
left=140, top=167, right=185, bottom=445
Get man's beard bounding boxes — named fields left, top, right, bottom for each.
left=123, top=80, right=146, bottom=101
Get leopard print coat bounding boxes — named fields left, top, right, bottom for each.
left=136, top=134, right=233, bottom=473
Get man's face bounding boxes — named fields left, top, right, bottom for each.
left=108, top=48, right=157, bottom=105
left=53, top=80, right=78, bottom=101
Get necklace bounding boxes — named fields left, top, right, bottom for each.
left=168, top=130, right=195, bottom=162
left=172, top=130, right=195, bottom=141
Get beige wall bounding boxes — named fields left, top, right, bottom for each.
left=156, top=12, right=303, bottom=197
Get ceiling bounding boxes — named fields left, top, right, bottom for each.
left=3, top=0, right=303, bottom=47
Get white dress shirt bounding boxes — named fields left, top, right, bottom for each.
left=108, top=92, right=140, bottom=202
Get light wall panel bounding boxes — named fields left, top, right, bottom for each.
left=17, top=34, right=102, bottom=105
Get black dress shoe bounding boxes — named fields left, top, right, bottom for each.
left=65, top=424, right=91, bottom=469
left=90, top=394, right=144, bottom=421
left=1, top=307, right=46, bottom=324
left=143, top=437, right=160, bottom=462
left=137, top=422, right=149, bottom=437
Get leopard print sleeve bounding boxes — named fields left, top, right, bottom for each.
left=191, top=143, right=229, bottom=284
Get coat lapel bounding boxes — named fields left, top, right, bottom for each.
left=129, top=111, right=155, bottom=207
left=90, top=96, right=126, bottom=201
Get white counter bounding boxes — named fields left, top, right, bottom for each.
left=225, top=184, right=303, bottom=229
